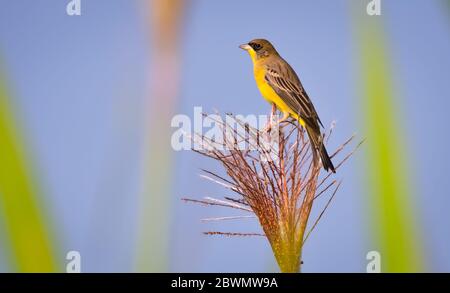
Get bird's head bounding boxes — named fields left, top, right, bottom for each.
left=239, top=39, right=278, bottom=61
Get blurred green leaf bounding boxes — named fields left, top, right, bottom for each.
left=135, top=0, right=187, bottom=272
left=0, top=72, right=57, bottom=272
left=353, top=11, right=424, bottom=272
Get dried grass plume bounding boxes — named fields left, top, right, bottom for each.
left=183, top=112, right=362, bottom=273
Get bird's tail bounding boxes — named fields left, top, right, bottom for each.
left=305, top=125, right=336, bottom=173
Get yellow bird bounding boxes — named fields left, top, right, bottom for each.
left=240, top=39, right=335, bottom=173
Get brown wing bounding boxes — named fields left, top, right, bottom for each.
left=264, top=60, right=323, bottom=129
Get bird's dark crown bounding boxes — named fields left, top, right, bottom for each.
left=248, top=39, right=275, bottom=51
left=247, top=39, right=278, bottom=57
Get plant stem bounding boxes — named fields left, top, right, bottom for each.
left=273, top=223, right=304, bottom=273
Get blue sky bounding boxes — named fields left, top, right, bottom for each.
left=0, top=0, right=449, bottom=272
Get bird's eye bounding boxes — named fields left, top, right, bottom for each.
left=250, top=42, right=262, bottom=51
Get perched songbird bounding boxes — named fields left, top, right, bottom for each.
left=240, top=39, right=335, bottom=173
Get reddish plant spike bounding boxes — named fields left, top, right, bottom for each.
left=184, top=112, right=363, bottom=273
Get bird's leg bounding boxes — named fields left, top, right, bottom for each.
left=274, top=112, right=290, bottom=126
left=264, top=103, right=277, bottom=132
left=271, top=103, right=277, bottom=118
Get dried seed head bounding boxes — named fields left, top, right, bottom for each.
left=184, top=113, right=362, bottom=272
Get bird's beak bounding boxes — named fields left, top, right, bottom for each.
left=239, top=43, right=251, bottom=51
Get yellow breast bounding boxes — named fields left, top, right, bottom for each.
left=253, top=65, right=294, bottom=117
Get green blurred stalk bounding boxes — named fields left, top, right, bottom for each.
left=0, top=72, right=57, bottom=272
left=353, top=6, right=424, bottom=272
left=135, top=0, right=186, bottom=272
